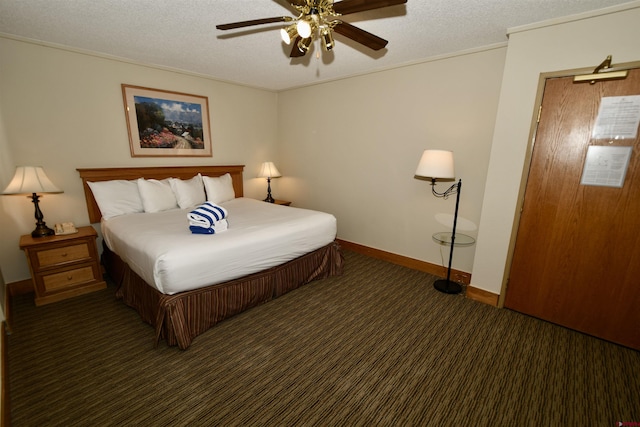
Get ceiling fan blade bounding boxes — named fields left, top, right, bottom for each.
left=333, top=0, right=407, bottom=15
left=216, top=16, right=291, bottom=30
left=273, top=0, right=307, bottom=8
left=333, top=21, right=388, bottom=50
left=289, top=37, right=307, bottom=57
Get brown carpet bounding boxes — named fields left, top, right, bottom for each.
left=7, top=250, right=640, bottom=426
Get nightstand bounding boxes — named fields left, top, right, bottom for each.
left=19, top=226, right=106, bottom=306
left=273, top=199, right=291, bottom=206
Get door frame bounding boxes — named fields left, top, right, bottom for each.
left=497, top=59, right=640, bottom=307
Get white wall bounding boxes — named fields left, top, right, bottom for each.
left=472, top=2, right=640, bottom=296
left=0, top=37, right=279, bottom=283
left=277, top=46, right=507, bottom=275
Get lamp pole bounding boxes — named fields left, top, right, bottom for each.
left=433, top=179, right=462, bottom=294
left=264, top=177, right=275, bottom=203
left=30, top=192, right=55, bottom=237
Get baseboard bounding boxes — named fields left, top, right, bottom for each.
left=7, top=279, right=33, bottom=296
left=465, top=286, right=499, bottom=306
left=336, top=239, right=499, bottom=306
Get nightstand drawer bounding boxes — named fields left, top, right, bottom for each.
left=42, top=266, right=95, bottom=292
left=37, top=243, right=90, bottom=267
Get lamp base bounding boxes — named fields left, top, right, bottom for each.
left=434, top=279, right=462, bottom=294
left=263, top=177, right=275, bottom=203
left=32, top=223, right=55, bottom=238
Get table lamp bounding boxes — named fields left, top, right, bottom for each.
left=258, top=162, right=281, bottom=203
left=2, top=166, right=63, bottom=237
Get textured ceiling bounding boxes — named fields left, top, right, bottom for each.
left=0, top=0, right=635, bottom=91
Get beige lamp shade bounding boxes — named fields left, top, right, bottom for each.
left=415, top=150, right=455, bottom=179
left=2, top=166, right=63, bottom=195
left=258, top=162, right=282, bottom=179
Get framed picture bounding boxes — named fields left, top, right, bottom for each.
left=122, top=84, right=212, bottom=157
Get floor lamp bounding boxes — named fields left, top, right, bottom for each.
left=415, top=150, right=463, bottom=294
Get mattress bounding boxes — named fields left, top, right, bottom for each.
left=101, top=197, right=337, bottom=294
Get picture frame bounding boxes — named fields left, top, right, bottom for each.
left=122, top=84, right=212, bottom=157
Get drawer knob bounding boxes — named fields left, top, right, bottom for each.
left=67, top=275, right=73, bottom=281
left=62, top=253, right=68, bottom=257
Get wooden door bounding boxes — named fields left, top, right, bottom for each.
left=505, top=68, right=640, bottom=350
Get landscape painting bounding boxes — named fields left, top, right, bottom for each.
left=122, top=84, right=212, bottom=157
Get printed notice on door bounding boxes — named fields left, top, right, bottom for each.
left=581, top=146, right=633, bottom=187
left=592, top=95, right=640, bottom=140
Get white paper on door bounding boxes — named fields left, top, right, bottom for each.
left=580, top=145, right=633, bottom=187
left=591, top=95, right=640, bottom=140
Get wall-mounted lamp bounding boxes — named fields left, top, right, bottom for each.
left=258, top=162, right=281, bottom=203
left=2, top=166, right=63, bottom=237
left=415, top=150, right=463, bottom=294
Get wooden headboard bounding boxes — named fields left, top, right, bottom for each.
left=77, top=165, right=244, bottom=223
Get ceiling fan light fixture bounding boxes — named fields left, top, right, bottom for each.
left=216, top=0, right=408, bottom=58
left=281, top=24, right=297, bottom=45
left=296, top=19, right=312, bottom=39
left=297, top=36, right=312, bottom=54
left=321, top=26, right=334, bottom=51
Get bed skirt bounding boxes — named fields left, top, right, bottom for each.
left=103, top=241, right=343, bottom=349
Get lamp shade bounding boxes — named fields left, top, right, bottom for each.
left=258, top=162, right=282, bottom=179
left=281, top=24, right=297, bottom=45
left=415, top=150, right=455, bottom=179
left=321, top=26, right=334, bottom=51
left=297, top=19, right=312, bottom=38
left=2, top=166, right=63, bottom=195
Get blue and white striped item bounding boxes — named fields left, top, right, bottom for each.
left=187, top=202, right=228, bottom=227
left=189, top=220, right=228, bottom=234
left=188, top=202, right=229, bottom=234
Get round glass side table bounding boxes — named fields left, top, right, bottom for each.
left=432, top=232, right=476, bottom=247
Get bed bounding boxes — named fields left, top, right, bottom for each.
left=77, top=165, right=343, bottom=349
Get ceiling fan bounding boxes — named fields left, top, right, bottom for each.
left=216, top=0, right=408, bottom=58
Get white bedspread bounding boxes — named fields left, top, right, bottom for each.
left=101, top=197, right=337, bottom=294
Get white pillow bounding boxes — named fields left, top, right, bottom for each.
left=87, top=180, right=144, bottom=220
left=137, top=178, right=179, bottom=213
left=203, top=173, right=235, bottom=204
left=169, top=174, right=206, bottom=209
